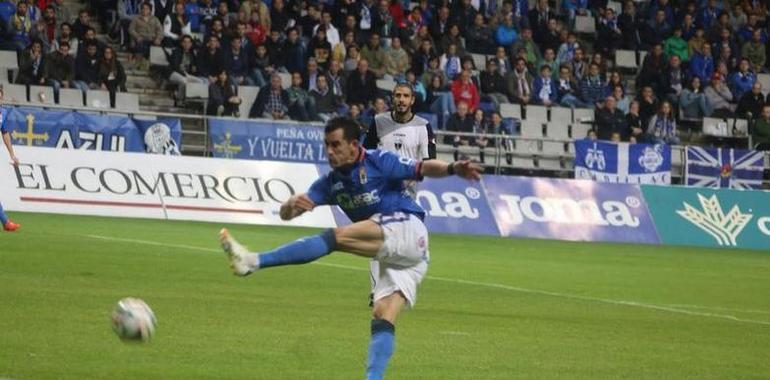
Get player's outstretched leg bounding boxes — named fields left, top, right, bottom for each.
left=218, top=228, right=337, bottom=276
left=0, top=202, right=19, bottom=232
left=366, top=292, right=405, bottom=380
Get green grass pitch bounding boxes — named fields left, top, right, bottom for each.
left=1, top=212, right=769, bottom=379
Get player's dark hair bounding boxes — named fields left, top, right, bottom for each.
left=393, top=82, right=413, bottom=96
left=325, top=117, right=362, bottom=142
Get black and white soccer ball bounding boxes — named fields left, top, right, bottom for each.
left=111, top=297, right=157, bottom=342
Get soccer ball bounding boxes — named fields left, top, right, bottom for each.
left=111, top=297, right=157, bottom=342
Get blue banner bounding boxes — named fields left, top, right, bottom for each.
left=209, top=118, right=327, bottom=163
left=417, top=177, right=500, bottom=236
left=482, top=176, right=661, bottom=244
left=685, top=146, right=765, bottom=189
left=574, top=140, right=671, bottom=184
left=2, top=107, right=181, bottom=154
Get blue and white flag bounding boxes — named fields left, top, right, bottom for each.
left=574, top=140, right=672, bottom=184
left=685, top=146, right=765, bottom=189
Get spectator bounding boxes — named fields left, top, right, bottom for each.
left=224, top=37, right=254, bottom=86
left=682, top=13, right=697, bottom=41
left=539, top=48, right=558, bottom=79
left=51, top=22, right=77, bottom=56
left=287, top=71, right=317, bottom=121
left=241, top=0, right=270, bottom=32
left=314, top=10, right=340, bottom=47
left=556, top=32, right=579, bottom=66
left=98, top=46, right=127, bottom=107
left=281, top=27, right=306, bottom=75
left=197, top=35, right=224, bottom=84
left=646, top=101, right=679, bottom=144
left=494, top=13, right=517, bottom=47
left=73, top=40, right=101, bottom=91
left=39, top=6, right=56, bottom=47
left=512, top=28, right=542, bottom=67
left=579, top=63, right=605, bottom=108
left=467, top=13, right=495, bottom=54
left=426, top=73, right=455, bottom=129
left=153, top=0, right=174, bottom=25
left=264, top=28, right=284, bottom=68
left=506, top=58, right=533, bottom=105
left=440, top=24, right=466, bottom=57
left=612, top=85, right=631, bottom=114
left=428, top=5, right=450, bottom=43
left=698, top=0, right=720, bottom=30
left=472, top=109, right=489, bottom=162
left=50, top=0, right=71, bottom=27
left=661, top=55, right=685, bottom=104
left=637, top=85, right=659, bottom=126
left=605, top=71, right=624, bottom=96
left=162, top=2, right=191, bottom=47
left=311, top=73, right=344, bottom=122
left=30, top=11, right=52, bottom=52
left=646, top=9, right=671, bottom=46
left=308, top=26, right=332, bottom=69
left=252, top=44, right=271, bottom=87
left=597, top=8, right=621, bottom=55
left=384, top=36, right=409, bottom=82
left=326, top=59, right=346, bottom=98
left=346, top=58, right=377, bottom=106
left=246, top=11, right=268, bottom=48
left=704, top=73, right=735, bottom=116
left=344, top=43, right=360, bottom=72
left=445, top=100, right=474, bottom=147
left=736, top=81, right=765, bottom=119
left=664, top=27, right=688, bottom=62
left=562, top=0, right=588, bottom=28
left=556, top=64, right=585, bottom=108
left=532, top=65, right=557, bottom=106
left=15, top=39, right=46, bottom=85
left=43, top=39, right=74, bottom=102
left=10, top=2, right=32, bottom=51
left=215, top=2, right=235, bottom=30
left=752, top=104, right=770, bottom=150
left=333, top=30, right=356, bottom=65
left=528, top=0, right=554, bottom=45
left=451, top=69, right=480, bottom=111
left=360, top=33, right=385, bottom=78
left=741, top=29, right=765, bottom=73
left=729, top=58, right=756, bottom=100
left=688, top=42, right=714, bottom=83
left=679, top=76, right=712, bottom=119
left=116, top=0, right=142, bottom=48
left=637, top=44, right=665, bottom=94
left=627, top=100, right=645, bottom=142
left=492, top=46, right=512, bottom=76
left=618, top=0, right=643, bottom=50
left=687, top=27, right=707, bottom=57
left=405, top=70, right=426, bottom=111
left=569, top=47, right=587, bottom=82
left=71, top=9, right=95, bottom=41
left=596, top=96, right=627, bottom=140
left=298, top=3, right=320, bottom=38
left=251, top=73, right=289, bottom=119
left=411, top=38, right=434, bottom=78
left=129, top=2, right=163, bottom=70
left=168, top=35, right=207, bottom=101
left=480, top=59, right=509, bottom=110
left=439, top=43, right=462, bottom=81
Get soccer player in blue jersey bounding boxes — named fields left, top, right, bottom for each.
left=0, top=88, right=20, bottom=232
left=219, top=117, right=481, bottom=380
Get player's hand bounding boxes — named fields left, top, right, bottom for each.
left=290, top=194, right=316, bottom=212
left=454, top=161, right=483, bottom=181
left=10, top=155, right=19, bottom=166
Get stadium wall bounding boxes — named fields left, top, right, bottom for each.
left=2, top=147, right=768, bottom=250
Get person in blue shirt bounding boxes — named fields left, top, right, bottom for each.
left=532, top=65, right=558, bottom=105
left=218, top=117, right=481, bottom=380
left=0, top=88, right=20, bottom=232
left=728, top=58, right=756, bottom=100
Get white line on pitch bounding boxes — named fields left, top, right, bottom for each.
left=82, top=234, right=770, bottom=327
left=661, top=304, right=770, bottom=315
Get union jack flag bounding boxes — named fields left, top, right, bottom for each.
left=685, top=147, right=765, bottom=189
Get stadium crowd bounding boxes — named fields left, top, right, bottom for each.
left=1, top=0, right=770, bottom=149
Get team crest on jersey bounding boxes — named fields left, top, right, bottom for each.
left=359, top=166, right=368, bottom=184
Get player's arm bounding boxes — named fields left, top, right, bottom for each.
left=1, top=132, right=18, bottom=165
left=420, top=160, right=482, bottom=180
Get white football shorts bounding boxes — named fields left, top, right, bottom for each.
left=370, top=212, right=430, bottom=308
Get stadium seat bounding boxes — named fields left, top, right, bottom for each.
left=671, top=147, right=683, bottom=166
left=238, top=86, right=260, bottom=119
left=86, top=90, right=111, bottom=108
left=546, top=123, right=570, bottom=140
left=571, top=122, right=592, bottom=139
left=4, top=83, right=27, bottom=102
left=732, top=118, right=749, bottom=136
left=702, top=117, right=727, bottom=136
left=28, top=85, right=54, bottom=104
left=542, top=141, right=566, bottom=155
left=500, top=103, right=521, bottom=119
left=514, top=138, right=540, bottom=153
left=512, top=156, right=536, bottom=169
left=115, top=92, right=140, bottom=112
left=638, top=51, right=648, bottom=68
left=149, top=46, right=169, bottom=66
left=58, top=88, right=84, bottom=107
left=376, top=78, right=396, bottom=92
left=607, top=1, right=622, bottom=14
left=185, top=82, right=208, bottom=99
left=538, top=157, right=562, bottom=170
left=575, top=15, right=596, bottom=34
left=550, top=107, right=571, bottom=124
left=278, top=72, right=291, bottom=89
left=573, top=107, right=595, bottom=123
left=470, top=54, right=488, bottom=70
left=615, top=50, right=637, bottom=69
left=520, top=120, right=544, bottom=138
left=757, top=74, right=770, bottom=95
left=0, top=69, right=8, bottom=83
left=0, top=50, right=18, bottom=79
left=524, top=105, right=548, bottom=122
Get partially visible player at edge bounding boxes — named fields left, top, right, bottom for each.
left=219, top=117, right=481, bottom=380
left=0, top=88, right=21, bottom=232
left=362, top=83, right=436, bottom=306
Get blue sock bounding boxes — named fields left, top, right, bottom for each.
left=366, top=319, right=395, bottom=380
left=0, top=202, right=8, bottom=225
left=258, top=229, right=336, bottom=269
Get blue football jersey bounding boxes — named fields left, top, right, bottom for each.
left=0, top=107, right=7, bottom=134
left=308, top=148, right=426, bottom=222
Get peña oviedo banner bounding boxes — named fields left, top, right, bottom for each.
left=3, top=147, right=768, bottom=250
left=2, top=106, right=182, bottom=154
left=642, top=185, right=770, bottom=250
left=209, top=118, right=327, bottom=164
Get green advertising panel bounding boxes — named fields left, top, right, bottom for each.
left=642, top=185, right=770, bottom=250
